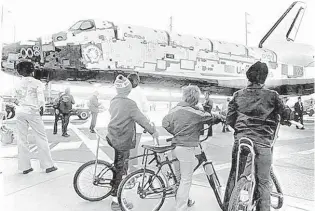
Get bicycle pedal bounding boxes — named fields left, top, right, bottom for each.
left=271, top=192, right=283, bottom=199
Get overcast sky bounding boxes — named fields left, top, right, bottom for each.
left=1, top=0, right=315, bottom=47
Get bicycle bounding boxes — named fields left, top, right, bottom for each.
left=117, top=125, right=225, bottom=211
left=73, top=129, right=142, bottom=201
left=228, top=115, right=302, bottom=211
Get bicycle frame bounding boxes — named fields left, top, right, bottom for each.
left=234, top=114, right=282, bottom=209
left=137, top=125, right=219, bottom=198
left=92, top=129, right=148, bottom=186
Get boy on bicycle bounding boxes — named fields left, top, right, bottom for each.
left=106, top=75, right=159, bottom=210
left=223, top=61, right=292, bottom=211
left=162, top=85, right=224, bottom=211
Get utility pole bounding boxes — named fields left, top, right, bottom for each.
left=245, top=12, right=249, bottom=46
left=1, top=5, right=3, bottom=27
left=169, top=16, right=173, bottom=33
left=13, top=24, right=16, bottom=42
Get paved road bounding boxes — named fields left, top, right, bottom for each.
left=0, top=112, right=314, bottom=210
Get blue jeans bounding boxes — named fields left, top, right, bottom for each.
left=223, top=141, right=272, bottom=211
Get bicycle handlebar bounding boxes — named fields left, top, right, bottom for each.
left=289, top=120, right=303, bottom=128
left=166, top=125, right=212, bottom=143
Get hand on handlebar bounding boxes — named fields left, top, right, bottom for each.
left=212, top=113, right=226, bottom=124
left=152, top=131, right=160, bottom=146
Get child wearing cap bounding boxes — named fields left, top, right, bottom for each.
left=106, top=75, right=159, bottom=210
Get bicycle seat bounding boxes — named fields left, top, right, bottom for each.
left=238, top=137, right=254, bottom=146
left=142, top=144, right=176, bottom=153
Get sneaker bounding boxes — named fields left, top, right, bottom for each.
left=301, top=127, right=305, bottom=130
left=188, top=198, right=195, bottom=207
left=53, top=132, right=57, bottom=135
left=111, top=201, right=121, bottom=211
left=62, top=134, right=70, bottom=137
left=90, top=129, right=96, bottom=133
left=46, top=166, right=58, bottom=173
left=23, top=168, right=33, bottom=174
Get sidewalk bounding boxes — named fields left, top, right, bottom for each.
left=0, top=158, right=313, bottom=211
left=0, top=158, right=222, bottom=211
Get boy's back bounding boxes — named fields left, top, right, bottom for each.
left=107, top=96, right=155, bottom=151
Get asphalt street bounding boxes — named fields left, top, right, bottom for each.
left=0, top=112, right=314, bottom=210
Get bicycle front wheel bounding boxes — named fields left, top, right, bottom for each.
left=228, top=177, right=253, bottom=211
left=73, top=160, right=114, bottom=201
left=118, top=169, right=166, bottom=211
left=208, top=173, right=224, bottom=209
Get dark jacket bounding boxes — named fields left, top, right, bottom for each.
left=106, top=95, right=156, bottom=150
left=88, top=95, right=102, bottom=113
left=226, top=83, right=287, bottom=147
left=162, top=102, right=220, bottom=147
left=59, top=94, right=75, bottom=114
left=294, top=101, right=304, bottom=115
left=203, top=98, right=213, bottom=113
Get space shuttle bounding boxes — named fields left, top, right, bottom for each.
left=1, top=1, right=314, bottom=96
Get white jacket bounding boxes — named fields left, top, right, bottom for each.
left=128, top=86, right=150, bottom=133
left=14, top=77, right=45, bottom=114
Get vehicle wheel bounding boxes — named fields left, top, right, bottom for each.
left=118, top=169, right=166, bottom=211
left=208, top=173, right=224, bottom=209
left=270, top=167, right=284, bottom=209
left=228, top=177, right=252, bottom=211
left=73, top=160, right=114, bottom=201
left=6, top=107, right=15, bottom=119
left=78, top=111, right=89, bottom=120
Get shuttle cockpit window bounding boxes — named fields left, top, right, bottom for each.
left=80, top=20, right=95, bottom=31
left=69, top=21, right=84, bottom=31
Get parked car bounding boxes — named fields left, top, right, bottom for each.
left=43, top=103, right=90, bottom=120
left=305, top=105, right=314, bottom=117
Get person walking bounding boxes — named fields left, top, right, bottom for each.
left=59, top=88, right=75, bottom=137
left=88, top=91, right=102, bottom=133
left=202, top=91, right=214, bottom=137
left=53, top=92, right=63, bottom=135
left=127, top=73, right=150, bottom=171
left=221, top=98, right=231, bottom=132
left=13, top=61, right=57, bottom=174
left=294, top=96, right=305, bottom=129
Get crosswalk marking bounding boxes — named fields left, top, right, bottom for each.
left=50, top=141, right=83, bottom=151
left=296, top=149, right=315, bottom=155
left=69, top=125, right=113, bottom=162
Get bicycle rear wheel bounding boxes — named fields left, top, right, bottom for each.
left=270, top=167, right=284, bottom=209
left=228, top=177, right=253, bottom=211
left=118, top=169, right=166, bottom=211
left=73, top=160, right=114, bottom=201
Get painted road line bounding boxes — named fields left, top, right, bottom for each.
left=0, top=146, right=17, bottom=157
left=296, top=149, right=315, bottom=155
left=283, top=195, right=314, bottom=211
left=50, top=141, right=83, bottom=151
left=70, top=125, right=113, bottom=163
left=274, top=147, right=315, bottom=159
